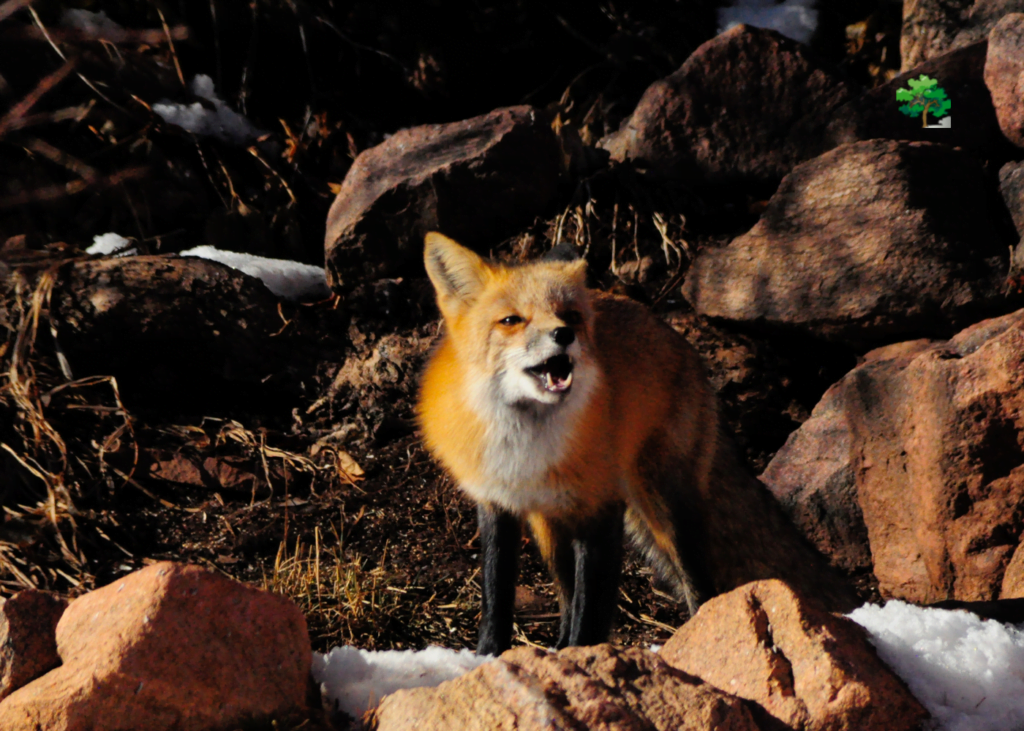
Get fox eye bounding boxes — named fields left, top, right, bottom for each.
left=561, top=310, right=583, bottom=326
left=499, top=315, right=523, bottom=326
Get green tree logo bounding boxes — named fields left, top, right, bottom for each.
left=896, top=75, right=951, bottom=128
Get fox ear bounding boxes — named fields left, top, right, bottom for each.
left=565, top=257, right=588, bottom=284
left=424, top=232, right=490, bottom=308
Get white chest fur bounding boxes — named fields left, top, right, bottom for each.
left=460, top=363, right=599, bottom=516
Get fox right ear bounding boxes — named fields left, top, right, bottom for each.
left=424, top=232, right=490, bottom=308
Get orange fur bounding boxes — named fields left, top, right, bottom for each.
left=418, top=232, right=720, bottom=612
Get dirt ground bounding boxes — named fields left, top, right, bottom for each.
left=0, top=0, right=899, bottom=670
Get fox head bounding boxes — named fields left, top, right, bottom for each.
left=424, top=232, right=597, bottom=409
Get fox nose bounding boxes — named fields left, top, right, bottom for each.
left=551, top=327, right=575, bottom=347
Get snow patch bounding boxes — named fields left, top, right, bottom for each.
left=61, top=9, right=123, bottom=35
left=718, top=0, right=818, bottom=45
left=849, top=600, right=1024, bottom=731
left=86, top=233, right=136, bottom=257
left=179, top=245, right=329, bottom=300
left=312, top=646, right=492, bottom=720
left=153, top=75, right=265, bottom=145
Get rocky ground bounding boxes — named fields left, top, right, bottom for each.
left=2, top=0, right=1024, bottom=729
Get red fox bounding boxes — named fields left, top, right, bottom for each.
left=417, top=232, right=721, bottom=655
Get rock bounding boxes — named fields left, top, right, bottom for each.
left=659, top=580, right=929, bottom=731
left=760, top=381, right=871, bottom=575
left=23, top=255, right=342, bottom=415
left=0, top=591, right=66, bottom=701
left=369, top=644, right=760, bottom=731
left=952, top=0, right=1024, bottom=49
left=0, top=562, right=311, bottom=731
left=827, top=42, right=1008, bottom=159
left=764, top=310, right=1024, bottom=604
left=324, top=106, right=565, bottom=290
left=682, top=140, right=1014, bottom=345
left=849, top=310, right=1024, bottom=603
left=985, top=13, right=1024, bottom=149
left=900, top=0, right=972, bottom=71
left=1002, top=541, right=1024, bottom=597
left=761, top=339, right=937, bottom=577
left=1000, top=160, right=1024, bottom=237
left=599, top=24, right=852, bottom=189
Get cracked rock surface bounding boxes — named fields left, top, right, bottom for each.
left=659, top=580, right=928, bottom=731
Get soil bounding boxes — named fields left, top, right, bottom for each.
left=0, top=1, right=902, bottom=726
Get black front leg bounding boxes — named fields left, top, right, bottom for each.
left=566, top=508, right=624, bottom=647
left=477, top=504, right=520, bottom=656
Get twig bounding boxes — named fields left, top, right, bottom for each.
left=156, top=8, right=185, bottom=90
left=23, top=137, right=98, bottom=181
left=0, top=166, right=146, bottom=209
left=27, top=6, right=130, bottom=115
left=247, top=145, right=297, bottom=206
left=0, top=56, right=77, bottom=137
left=0, top=0, right=32, bottom=24
left=1, top=24, right=189, bottom=45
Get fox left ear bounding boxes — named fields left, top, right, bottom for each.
left=424, top=232, right=491, bottom=310
left=566, top=257, right=588, bottom=284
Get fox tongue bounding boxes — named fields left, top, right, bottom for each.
left=544, top=370, right=573, bottom=391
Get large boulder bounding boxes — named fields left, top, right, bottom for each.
left=951, top=0, right=1024, bottom=48
left=827, top=42, right=1008, bottom=160
left=762, top=310, right=1024, bottom=604
left=682, top=140, right=1014, bottom=345
left=900, top=0, right=973, bottom=71
left=660, top=580, right=928, bottom=731
left=902, top=0, right=1024, bottom=70
left=984, top=13, right=1024, bottom=149
left=599, top=24, right=852, bottom=189
left=324, top=106, right=565, bottom=290
left=998, top=160, right=1024, bottom=274
left=369, top=644, right=760, bottom=731
left=15, top=255, right=343, bottom=414
left=0, top=591, right=66, bottom=702
left=0, top=562, right=311, bottom=731
left=1001, top=160, right=1024, bottom=238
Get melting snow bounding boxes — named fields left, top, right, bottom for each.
left=153, top=75, right=265, bottom=145
left=312, top=645, right=492, bottom=720
left=85, top=232, right=136, bottom=256
left=718, top=0, right=818, bottom=45
left=61, top=9, right=123, bottom=35
left=179, top=245, right=330, bottom=301
left=849, top=600, right=1024, bottom=731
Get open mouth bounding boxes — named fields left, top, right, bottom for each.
left=526, top=354, right=574, bottom=394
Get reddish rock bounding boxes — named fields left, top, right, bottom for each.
left=849, top=311, right=1024, bottom=603
left=682, top=140, right=1014, bottom=345
left=952, top=0, right=1024, bottom=48
left=827, top=42, right=1007, bottom=159
left=1002, top=541, right=1024, bottom=597
left=985, top=13, right=1024, bottom=148
left=762, top=340, right=937, bottom=577
left=324, top=105, right=564, bottom=290
left=599, top=24, right=852, bottom=188
left=764, top=311, right=1024, bottom=604
left=369, top=644, right=760, bottom=731
left=0, top=562, right=311, bottom=731
left=900, top=0, right=972, bottom=71
left=760, top=381, right=872, bottom=576
left=0, top=591, right=66, bottom=701
left=660, top=580, right=929, bottom=731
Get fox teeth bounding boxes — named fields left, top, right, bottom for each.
left=544, top=372, right=555, bottom=390
left=563, top=371, right=573, bottom=388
